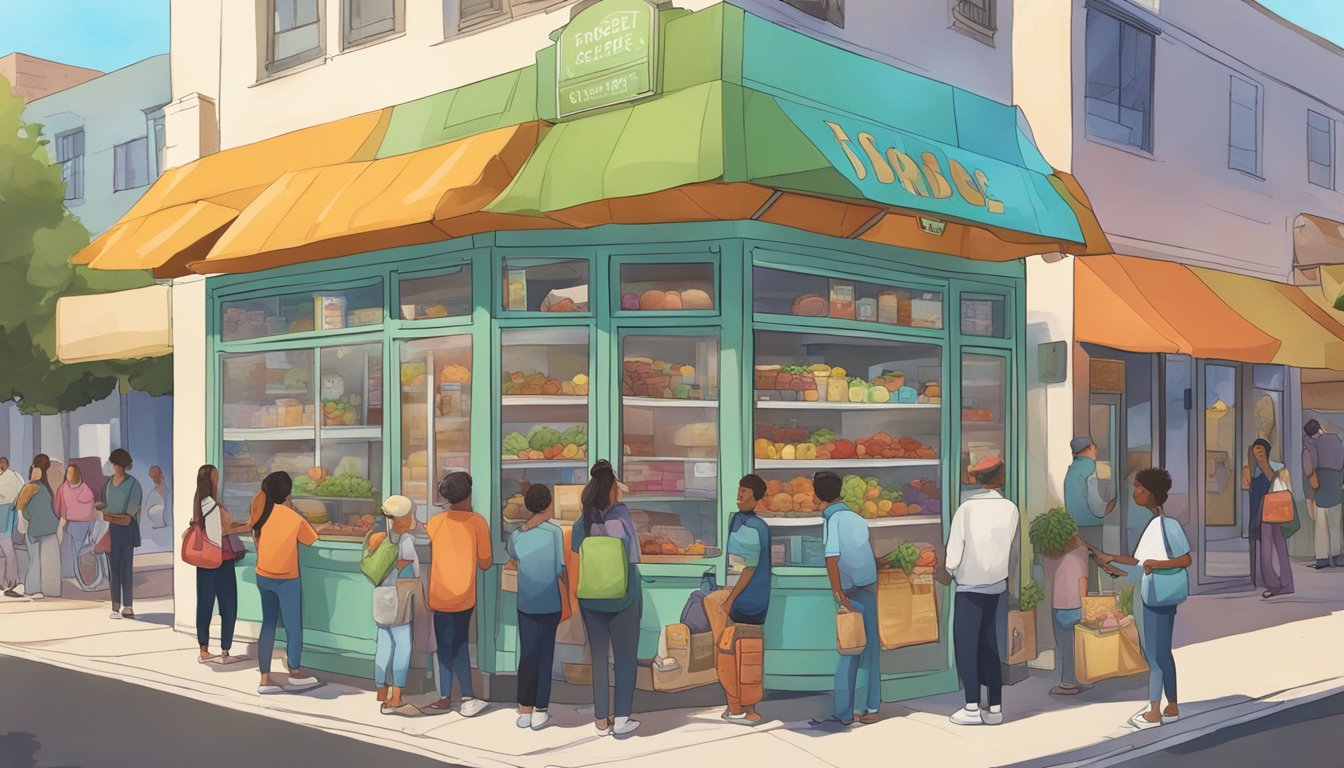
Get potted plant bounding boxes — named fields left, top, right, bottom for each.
left=1029, top=506, right=1080, bottom=558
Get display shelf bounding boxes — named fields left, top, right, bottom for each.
left=755, top=401, right=939, bottom=411
left=755, top=458, right=938, bottom=469
left=499, top=459, right=588, bottom=469
left=295, top=494, right=380, bottom=504
left=223, top=427, right=315, bottom=442
left=320, top=426, right=383, bottom=440
left=502, top=395, right=588, bottom=406
left=624, top=397, right=719, bottom=408
left=623, top=456, right=716, bottom=463
left=640, top=552, right=721, bottom=564
left=624, top=494, right=715, bottom=503
left=763, top=515, right=941, bottom=527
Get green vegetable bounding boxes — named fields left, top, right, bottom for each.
left=503, top=432, right=530, bottom=455
left=783, top=364, right=809, bottom=374
left=1029, top=506, right=1079, bottom=556
left=862, top=476, right=880, bottom=489
left=1118, top=584, right=1135, bottom=617
left=882, top=542, right=921, bottom=575
left=527, top=425, right=562, bottom=451
left=808, top=427, right=836, bottom=445
left=293, top=476, right=317, bottom=496
left=312, top=472, right=374, bottom=498
left=1020, top=579, right=1045, bottom=612
left=840, top=474, right=868, bottom=513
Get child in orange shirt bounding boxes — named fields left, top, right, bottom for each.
left=422, top=472, right=492, bottom=717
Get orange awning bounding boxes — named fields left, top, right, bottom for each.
left=71, top=110, right=392, bottom=277
left=1075, top=255, right=1281, bottom=362
left=1294, top=213, right=1344, bottom=267
left=193, top=122, right=547, bottom=274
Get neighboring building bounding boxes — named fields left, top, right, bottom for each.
left=67, top=0, right=1108, bottom=706
left=24, top=55, right=171, bottom=235
left=0, top=53, right=101, bottom=102
left=14, top=54, right=176, bottom=553
left=1015, top=0, right=1344, bottom=591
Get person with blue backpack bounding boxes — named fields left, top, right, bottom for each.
left=1093, top=467, right=1190, bottom=730
left=571, top=459, right=642, bottom=737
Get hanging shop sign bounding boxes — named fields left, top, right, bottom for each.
left=556, top=0, right=658, bottom=118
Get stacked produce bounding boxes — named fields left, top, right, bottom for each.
left=621, top=358, right=704, bottom=399
left=322, top=396, right=362, bottom=426
left=755, top=475, right=939, bottom=518
left=878, top=541, right=938, bottom=573
left=293, top=470, right=375, bottom=499
left=754, top=365, right=927, bottom=405
left=753, top=427, right=936, bottom=461
left=753, top=365, right=820, bottom=401
left=503, top=425, right=588, bottom=461
left=315, top=513, right=376, bottom=539
left=638, top=532, right=708, bottom=556
left=962, top=407, right=994, bottom=421
left=621, top=289, right=714, bottom=311
left=502, top=371, right=589, bottom=397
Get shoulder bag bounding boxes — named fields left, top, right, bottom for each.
left=360, top=528, right=398, bottom=586
left=1141, top=517, right=1189, bottom=608
left=181, top=503, right=223, bottom=569
left=1261, top=474, right=1295, bottom=525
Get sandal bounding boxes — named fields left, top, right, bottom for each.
left=421, top=698, right=454, bottom=715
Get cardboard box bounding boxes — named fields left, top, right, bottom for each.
left=665, top=623, right=714, bottom=673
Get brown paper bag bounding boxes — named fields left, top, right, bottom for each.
left=836, top=608, right=866, bottom=656
left=877, top=570, right=939, bottom=650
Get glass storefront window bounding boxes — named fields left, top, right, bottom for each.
left=619, top=262, right=716, bottom=311
left=960, top=353, right=1006, bottom=498
left=752, top=266, right=944, bottom=329
left=399, top=266, right=471, bottom=321
left=751, top=330, right=944, bottom=569
left=621, top=333, right=721, bottom=560
left=500, top=328, right=589, bottom=538
left=501, top=257, right=588, bottom=313
left=302, top=343, right=383, bottom=538
left=1203, top=363, right=1245, bottom=579
left=221, top=281, right=383, bottom=342
left=960, top=295, right=1007, bottom=338
left=400, top=335, right=471, bottom=520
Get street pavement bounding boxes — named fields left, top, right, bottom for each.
left=1113, top=691, right=1344, bottom=767
left=0, top=656, right=467, bottom=768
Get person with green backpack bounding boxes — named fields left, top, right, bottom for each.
left=571, top=459, right=642, bottom=737
left=363, top=494, right=422, bottom=717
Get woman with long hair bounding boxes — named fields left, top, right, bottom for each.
left=16, top=454, right=60, bottom=599
left=252, top=471, right=321, bottom=694
left=570, top=459, right=642, bottom=736
left=1094, top=468, right=1191, bottom=729
left=193, top=465, right=250, bottom=663
left=99, top=449, right=142, bottom=619
left=55, top=464, right=97, bottom=581
left=1241, top=439, right=1296, bottom=598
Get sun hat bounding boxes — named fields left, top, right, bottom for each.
left=381, top=495, right=416, bottom=518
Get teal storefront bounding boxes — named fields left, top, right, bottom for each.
left=181, top=1, right=1105, bottom=701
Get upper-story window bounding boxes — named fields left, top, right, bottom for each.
left=779, top=0, right=844, bottom=29
left=1308, top=110, right=1336, bottom=191
left=266, top=0, right=324, bottom=75
left=1228, top=75, right=1261, bottom=176
left=114, top=137, right=151, bottom=192
left=450, top=0, right=575, bottom=35
left=1085, top=6, right=1156, bottom=153
left=951, top=0, right=996, bottom=45
left=345, top=0, right=402, bottom=48
left=55, top=128, right=85, bottom=203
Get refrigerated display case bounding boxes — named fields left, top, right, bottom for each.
left=399, top=335, right=472, bottom=519
left=620, top=333, right=721, bottom=561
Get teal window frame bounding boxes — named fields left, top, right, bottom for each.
left=497, top=252, right=595, bottom=317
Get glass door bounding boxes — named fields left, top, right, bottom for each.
left=960, top=351, right=1009, bottom=501
left=1202, top=363, right=1247, bottom=580
left=398, top=335, right=472, bottom=522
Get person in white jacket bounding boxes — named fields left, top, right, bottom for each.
left=0, top=457, right=27, bottom=596
left=943, top=455, right=1020, bottom=726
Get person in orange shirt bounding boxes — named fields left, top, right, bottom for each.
left=250, top=471, right=321, bottom=695
left=422, top=472, right=491, bottom=717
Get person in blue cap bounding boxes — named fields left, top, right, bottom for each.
left=1063, top=436, right=1116, bottom=586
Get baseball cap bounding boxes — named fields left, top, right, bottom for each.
left=381, top=495, right=416, bottom=518
left=1070, top=436, right=1094, bottom=455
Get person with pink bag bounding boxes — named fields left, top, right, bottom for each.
left=1241, top=438, right=1298, bottom=598
left=187, top=464, right=250, bottom=663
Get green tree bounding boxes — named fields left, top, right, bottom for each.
left=0, top=77, right=172, bottom=415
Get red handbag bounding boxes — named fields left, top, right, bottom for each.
left=1261, top=475, right=1295, bottom=525
left=181, top=517, right=223, bottom=568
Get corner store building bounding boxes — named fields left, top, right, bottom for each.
left=63, top=1, right=1109, bottom=701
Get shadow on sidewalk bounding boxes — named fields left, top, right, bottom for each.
left=1174, top=562, right=1344, bottom=649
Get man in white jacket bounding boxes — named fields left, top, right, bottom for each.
left=944, top=455, right=1020, bottom=726
left=0, top=457, right=27, bottom=596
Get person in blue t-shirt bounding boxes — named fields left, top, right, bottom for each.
left=507, top=484, right=567, bottom=731
left=718, top=474, right=772, bottom=724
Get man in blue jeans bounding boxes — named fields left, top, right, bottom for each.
left=810, top=471, right=880, bottom=727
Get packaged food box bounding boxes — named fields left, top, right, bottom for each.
left=506, top=269, right=528, bottom=311
left=856, top=297, right=878, bottom=322
left=314, top=295, right=347, bottom=331
left=829, top=280, right=856, bottom=320
left=910, top=294, right=942, bottom=328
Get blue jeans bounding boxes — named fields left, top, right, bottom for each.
left=1142, top=604, right=1178, bottom=703
left=954, top=591, right=1004, bottom=706
left=581, top=594, right=642, bottom=720
left=257, top=575, right=303, bottom=675
left=1053, top=608, right=1082, bottom=687
left=834, top=585, right=880, bottom=722
left=434, top=608, right=475, bottom=699
left=517, top=610, right=561, bottom=710
left=375, top=623, right=412, bottom=688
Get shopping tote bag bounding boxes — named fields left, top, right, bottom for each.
left=836, top=607, right=866, bottom=656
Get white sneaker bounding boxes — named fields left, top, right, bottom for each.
left=109, top=610, right=123, bottom=619
left=981, top=708, right=1004, bottom=725
left=612, top=716, right=641, bottom=736
left=28, top=592, right=44, bottom=600
left=459, top=698, right=488, bottom=718
left=531, top=710, right=551, bottom=730
left=516, top=713, right=533, bottom=728
left=595, top=720, right=613, bottom=736
left=284, top=675, right=320, bottom=692
left=1129, top=710, right=1162, bottom=730
left=950, top=706, right=984, bottom=726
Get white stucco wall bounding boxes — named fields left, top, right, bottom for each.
left=171, top=276, right=208, bottom=633
left=1025, top=254, right=1075, bottom=517
left=166, top=0, right=1017, bottom=152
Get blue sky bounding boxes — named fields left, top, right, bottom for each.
left=0, top=0, right=1339, bottom=74
left=0, top=0, right=169, bottom=73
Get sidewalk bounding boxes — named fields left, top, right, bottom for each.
left=2, top=562, right=1341, bottom=768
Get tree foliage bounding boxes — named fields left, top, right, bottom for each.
left=0, top=77, right=172, bottom=414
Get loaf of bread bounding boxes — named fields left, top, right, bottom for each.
left=792, top=293, right=828, bottom=317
